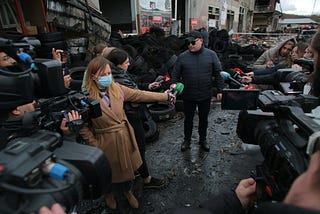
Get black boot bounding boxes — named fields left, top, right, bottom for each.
left=181, top=140, right=191, bottom=152
left=199, top=140, right=210, bottom=151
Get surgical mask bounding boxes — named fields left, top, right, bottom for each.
left=98, top=74, right=112, bottom=87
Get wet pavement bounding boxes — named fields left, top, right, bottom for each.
left=78, top=102, right=263, bottom=214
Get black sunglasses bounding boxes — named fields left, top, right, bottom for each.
left=188, top=39, right=199, bottom=45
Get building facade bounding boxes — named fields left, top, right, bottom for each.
left=181, top=0, right=255, bottom=33
left=0, top=0, right=282, bottom=38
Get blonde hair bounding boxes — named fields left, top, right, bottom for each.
left=93, top=43, right=108, bottom=56
left=102, top=47, right=117, bottom=58
left=85, top=56, right=121, bottom=99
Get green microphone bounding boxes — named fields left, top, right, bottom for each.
left=174, top=82, right=184, bottom=96
left=168, top=82, right=184, bottom=103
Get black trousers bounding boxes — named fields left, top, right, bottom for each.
left=126, top=108, right=150, bottom=179
left=183, top=98, right=211, bottom=142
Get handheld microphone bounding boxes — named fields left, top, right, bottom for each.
left=227, top=68, right=243, bottom=80
left=17, top=52, right=35, bottom=69
left=168, top=82, right=184, bottom=103
left=220, top=71, right=245, bottom=87
left=154, top=75, right=163, bottom=82
left=168, top=83, right=176, bottom=93
left=156, top=74, right=171, bottom=83
left=173, top=82, right=184, bottom=96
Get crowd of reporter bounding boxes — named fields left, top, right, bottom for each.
left=1, top=28, right=320, bottom=214
left=0, top=33, right=175, bottom=212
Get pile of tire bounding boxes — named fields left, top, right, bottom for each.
left=209, top=29, right=231, bottom=53
left=108, top=31, right=186, bottom=115
left=66, top=37, right=88, bottom=67
left=109, top=32, right=185, bottom=87
left=36, top=32, right=67, bottom=59
left=68, top=66, right=87, bottom=91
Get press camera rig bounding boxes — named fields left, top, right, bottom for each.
left=223, top=89, right=320, bottom=201
left=0, top=129, right=111, bottom=214
left=0, top=58, right=109, bottom=213
left=35, top=90, right=101, bottom=133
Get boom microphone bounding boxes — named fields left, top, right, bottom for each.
left=220, top=71, right=245, bottom=87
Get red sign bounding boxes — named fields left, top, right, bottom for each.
left=152, top=16, right=162, bottom=23
left=191, top=18, right=198, bottom=26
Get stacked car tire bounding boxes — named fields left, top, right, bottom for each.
left=36, top=32, right=66, bottom=59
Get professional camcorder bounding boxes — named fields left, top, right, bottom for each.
left=0, top=58, right=110, bottom=213
left=222, top=89, right=320, bottom=201
left=0, top=130, right=111, bottom=214
left=35, top=90, right=101, bottom=133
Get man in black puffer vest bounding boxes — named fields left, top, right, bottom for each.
left=171, top=30, right=224, bottom=152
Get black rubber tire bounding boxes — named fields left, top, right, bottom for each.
left=35, top=40, right=66, bottom=59
left=130, top=55, right=145, bottom=69
left=69, top=66, right=86, bottom=90
left=164, top=54, right=178, bottom=70
left=37, top=32, right=64, bottom=43
left=214, top=40, right=227, bottom=53
left=143, top=119, right=159, bottom=143
left=70, top=53, right=87, bottom=67
left=146, top=129, right=159, bottom=143
left=121, top=44, right=138, bottom=59
left=148, top=102, right=176, bottom=122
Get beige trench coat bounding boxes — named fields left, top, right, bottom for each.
left=80, top=83, right=168, bottom=183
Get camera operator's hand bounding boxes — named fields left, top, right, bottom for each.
left=284, top=151, right=320, bottom=212
left=235, top=178, right=257, bottom=209
left=291, top=63, right=303, bottom=70
left=60, top=110, right=82, bottom=135
left=38, top=203, right=67, bottom=214
left=64, top=74, right=71, bottom=89
left=52, top=48, right=67, bottom=64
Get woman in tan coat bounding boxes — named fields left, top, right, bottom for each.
left=80, top=56, right=173, bottom=209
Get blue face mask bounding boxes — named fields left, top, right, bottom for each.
left=98, top=74, right=112, bottom=87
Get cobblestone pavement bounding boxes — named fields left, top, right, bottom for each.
left=78, top=103, right=263, bottom=214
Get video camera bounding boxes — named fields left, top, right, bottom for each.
left=293, top=58, right=314, bottom=73
left=222, top=89, right=320, bottom=201
left=0, top=58, right=110, bottom=213
left=35, top=90, right=101, bottom=133
left=0, top=130, right=111, bottom=214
